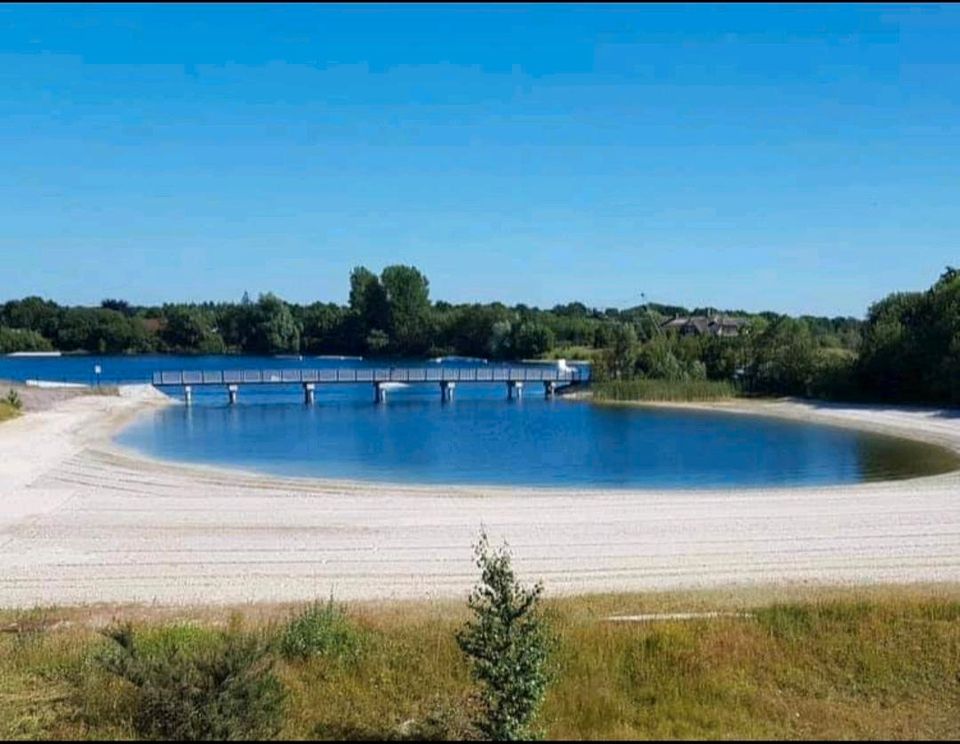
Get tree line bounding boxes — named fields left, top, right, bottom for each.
left=1, top=264, right=957, bottom=405
left=593, top=266, right=959, bottom=405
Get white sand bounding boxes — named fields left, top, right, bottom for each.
left=0, top=390, right=959, bottom=608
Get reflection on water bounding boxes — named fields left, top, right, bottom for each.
left=116, top=392, right=960, bottom=489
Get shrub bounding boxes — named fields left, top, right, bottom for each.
left=98, top=623, right=285, bottom=741
left=277, top=598, right=363, bottom=662
left=5, top=389, right=22, bottom=410
left=456, top=530, right=553, bottom=741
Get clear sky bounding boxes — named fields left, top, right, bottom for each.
left=1, top=4, right=958, bottom=317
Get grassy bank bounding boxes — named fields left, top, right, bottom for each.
left=592, top=378, right=737, bottom=402
left=2, top=585, right=959, bottom=740
left=0, top=400, right=20, bottom=422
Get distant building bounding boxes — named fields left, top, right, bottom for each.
left=661, top=315, right=747, bottom=338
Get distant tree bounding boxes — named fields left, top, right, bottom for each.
left=0, top=327, right=54, bottom=354
left=349, top=266, right=390, bottom=343
left=511, top=322, right=555, bottom=359
left=598, top=322, right=638, bottom=380
left=299, top=302, right=349, bottom=355
left=55, top=307, right=154, bottom=354
left=489, top=320, right=514, bottom=359
left=1, top=296, right=60, bottom=337
left=246, top=293, right=301, bottom=355
left=101, top=298, right=133, bottom=316
left=364, top=328, right=390, bottom=355
left=160, top=306, right=225, bottom=354
left=381, top=264, right=433, bottom=355
left=746, top=317, right=818, bottom=395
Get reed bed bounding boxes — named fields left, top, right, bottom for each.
left=592, top=378, right=737, bottom=402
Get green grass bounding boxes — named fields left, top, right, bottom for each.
left=0, top=401, right=20, bottom=422
left=1, top=586, right=959, bottom=740
left=537, top=345, right=601, bottom=361
left=593, top=378, right=737, bottom=402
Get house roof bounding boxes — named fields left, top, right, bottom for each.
left=660, top=315, right=747, bottom=333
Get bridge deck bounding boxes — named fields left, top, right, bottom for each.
left=152, top=367, right=584, bottom=386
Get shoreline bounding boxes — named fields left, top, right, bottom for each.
left=1, top=389, right=960, bottom=608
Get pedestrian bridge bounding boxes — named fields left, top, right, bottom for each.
left=152, top=365, right=587, bottom=404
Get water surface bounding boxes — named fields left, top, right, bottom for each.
left=116, top=389, right=958, bottom=489
left=3, top=354, right=955, bottom=489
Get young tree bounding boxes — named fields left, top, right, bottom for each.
left=456, top=530, right=553, bottom=741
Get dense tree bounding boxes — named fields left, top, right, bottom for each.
left=511, top=322, right=556, bottom=359
left=596, top=322, right=639, bottom=380
left=12, top=264, right=957, bottom=409
left=381, top=265, right=433, bottom=355
left=745, top=316, right=818, bottom=396
left=160, top=305, right=225, bottom=354
left=298, top=302, right=349, bottom=355
left=1, top=296, right=60, bottom=337
left=348, top=266, right=389, bottom=349
left=54, top=308, right=154, bottom=354
left=0, top=327, right=54, bottom=354
left=857, top=267, right=960, bottom=404
left=245, top=293, right=301, bottom=355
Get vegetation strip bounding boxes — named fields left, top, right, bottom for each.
left=3, top=265, right=959, bottom=406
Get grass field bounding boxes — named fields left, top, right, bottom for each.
left=1, top=584, right=958, bottom=740
left=0, top=400, right=20, bottom=422
left=592, top=378, right=737, bottom=403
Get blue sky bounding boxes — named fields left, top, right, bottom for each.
left=1, top=4, right=958, bottom=317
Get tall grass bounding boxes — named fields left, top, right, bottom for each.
left=2, top=587, right=959, bottom=740
left=593, top=378, right=736, bottom=402
left=0, top=401, right=20, bottom=422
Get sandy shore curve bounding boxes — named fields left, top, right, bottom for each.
left=1, top=388, right=958, bottom=608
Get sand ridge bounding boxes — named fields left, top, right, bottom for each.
left=0, top=389, right=958, bottom=608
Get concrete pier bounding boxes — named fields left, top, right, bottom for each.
left=507, top=380, right=524, bottom=400
left=374, top=382, right=387, bottom=404
left=227, top=384, right=238, bottom=405
left=544, top=380, right=557, bottom=398
left=303, top=383, right=316, bottom=405
left=440, top=380, right=456, bottom=403
left=183, top=385, right=192, bottom=406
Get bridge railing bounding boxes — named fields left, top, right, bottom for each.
left=152, top=366, right=586, bottom=386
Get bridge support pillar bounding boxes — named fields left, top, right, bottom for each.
left=374, top=382, right=387, bottom=404
left=227, top=384, right=238, bottom=406
left=544, top=381, right=557, bottom=398
left=507, top=380, right=524, bottom=400
left=303, top=383, right=315, bottom=405
left=183, top=385, right=192, bottom=406
left=440, top=380, right=456, bottom=403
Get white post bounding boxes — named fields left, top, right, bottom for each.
left=440, top=380, right=456, bottom=403
left=303, top=382, right=316, bottom=405
left=228, top=384, right=238, bottom=405
left=183, top=385, right=192, bottom=406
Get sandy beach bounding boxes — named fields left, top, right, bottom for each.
left=0, top=389, right=959, bottom=608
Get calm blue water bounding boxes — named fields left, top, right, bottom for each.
left=2, top=355, right=953, bottom=489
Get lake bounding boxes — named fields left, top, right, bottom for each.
left=2, top=355, right=957, bottom=488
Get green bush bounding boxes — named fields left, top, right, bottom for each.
left=456, top=531, right=554, bottom=741
left=98, top=623, right=285, bottom=741
left=276, top=599, right=363, bottom=662
left=5, top=389, right=22, bottom=410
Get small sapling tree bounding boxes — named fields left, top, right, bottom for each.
left=456, top=529, right=553, bottom=741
